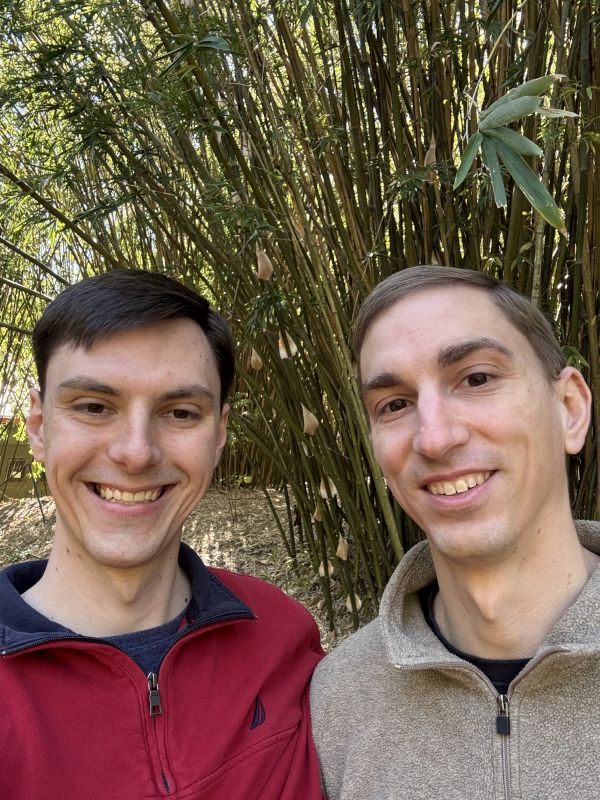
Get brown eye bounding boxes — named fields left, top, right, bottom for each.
left=387, top=398, right=408, bottom=412
left=86, top=403, right=106, bottom=414
left=466, top=373, right=488, bottom=387
left=166, top=408, right=200, bottom=421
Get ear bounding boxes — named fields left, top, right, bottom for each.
left=26, top=387, right=46, bottom=464
left=556, top=367, right=591, bottom=455
left=213, top=402, right=230, bottom=468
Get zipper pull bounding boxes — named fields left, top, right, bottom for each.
left=496, top=693, right=510, bottom=735
left=147, top=672, right=163, bottom=717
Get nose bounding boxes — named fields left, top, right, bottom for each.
left=412, top=392, right=469, bottom=459
left=107, top=411, right=162, bottom=473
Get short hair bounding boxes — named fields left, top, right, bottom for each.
left=352, top=265, right=566, bottom=381
left=32, top=269, right=235, bottom=407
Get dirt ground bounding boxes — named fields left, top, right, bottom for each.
left=0, top=488, right=361, bottom=649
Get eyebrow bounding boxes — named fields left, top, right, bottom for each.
left=57, top=377, right=119, bottom=396
left=56, top=377, right=216, bottom=404
left=360, top=337, right=513, bottom=395
left=361, top=371, right=402, bottom=395
left=160, top=385, right=216, bottom=404
left=437, top=337, right=513, bottom=369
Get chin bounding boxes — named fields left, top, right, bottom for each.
left=427, top=527, right=512, bottom=563
left=84, top=539, right=165, bottom=570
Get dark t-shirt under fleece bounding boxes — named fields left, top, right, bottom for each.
left=420, top=581, right=529, bottom=694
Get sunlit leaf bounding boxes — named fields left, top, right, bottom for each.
left=479, top=96, right=541, bottom=130
left=536, top=106, right=578, bottom=118
left=486, top=126, right=543, bottom=157
left=493, top=138, right=566, bottom=232
left=453, top=131, right=483, bottom=189
left=480, top=75, right=561, bottom=123
left=481, top=135, right=507, bottom=208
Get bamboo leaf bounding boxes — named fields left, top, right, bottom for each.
left=480, top=75, right=562, bottom=123
left=493, top=138, right=566, bottom=233
left=195, top=35, right=232, bottom=52
left=486, top=126, right=543, bottom=157
left=479, top=96, right=541, bottom=131
left=481, top=135, right=507, bottom=208
left=157, top=43, right=195, bottom=77
left=505, top=74, right=564, bottom=99
left=453, top=131, right=483, bottom=189
left=536, top=106, right=579, bottom=118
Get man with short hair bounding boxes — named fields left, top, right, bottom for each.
left=311, top=265, right=600, bottom=799
left=0, top=270, right=324, bottom=800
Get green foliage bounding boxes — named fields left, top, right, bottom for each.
left=454, top=75, right=572, bottom=233
left=0, top=0, right=598, bottom=630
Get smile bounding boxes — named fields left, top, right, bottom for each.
left=426, top=471, right=491, bottom=496
left=94, top=484, right=164, bottom=504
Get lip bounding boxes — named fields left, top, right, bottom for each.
left=420, top=469, right=494, bottom=488
left=85, top=482, right=174, bottom=516
left=420, top=470, right=496, bottom=507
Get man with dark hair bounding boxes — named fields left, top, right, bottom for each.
left=0, top=270, right=324, bottom=800
left=311, top=265, right=600, bottom=799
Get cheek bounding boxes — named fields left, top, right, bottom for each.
left=179, top=442, right=218, bottom=476
left=371, top=428, right=409, bottom=473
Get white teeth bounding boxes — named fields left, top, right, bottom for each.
left=427, top=472, right=491, bottom=496
left=96, top=485, right=162, bottom=504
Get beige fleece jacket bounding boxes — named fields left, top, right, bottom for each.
left=311, top=521, right=600, bottom=800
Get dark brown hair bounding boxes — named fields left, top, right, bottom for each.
left=33, top=269, right=235, bottom=407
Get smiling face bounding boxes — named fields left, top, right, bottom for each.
left=26, top=318, right=229, bottom=572
left=360, top=286, right=590, bottom=567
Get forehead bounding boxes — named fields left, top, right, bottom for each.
left=45, top=319, right=220, bottom=393
left=359, top=286, right=533, bottom=374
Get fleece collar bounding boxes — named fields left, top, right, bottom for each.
left=378, top=520, right=600, bottom=669
left=0, top=542, right=254, bottom=652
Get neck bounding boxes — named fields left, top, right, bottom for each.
left=432, top=525, right=599, bottom=660
left=21, top=541, right=191, bottom=637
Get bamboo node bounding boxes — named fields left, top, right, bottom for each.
left=302, top=404, right=320, bottom=435
left=256, top=244, right=274, bottom=281
left=279, top=332, right=298, bottom=358
left=319, top=476, right=338, bottom=499
left=345, top=594, right=362, bottom=612
left=336, top=536, right=349, bottom=560
left=249, top=348, right=263, bottom=370
left=318, top=559, right=334, bottom=577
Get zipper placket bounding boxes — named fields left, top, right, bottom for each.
left=141, top=611, right=252, bottom=794
left=147, top=672, right=171, bottom=793
left=496, top=694, right=511, bottom=800
left=2, top=607, right=254, bottom=795
left=395, top=648, right=566, bottom=799
left=148, top=672, right=163, bottom=717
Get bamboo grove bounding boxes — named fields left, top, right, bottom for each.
left=0, top=0, right=598, bottom=627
